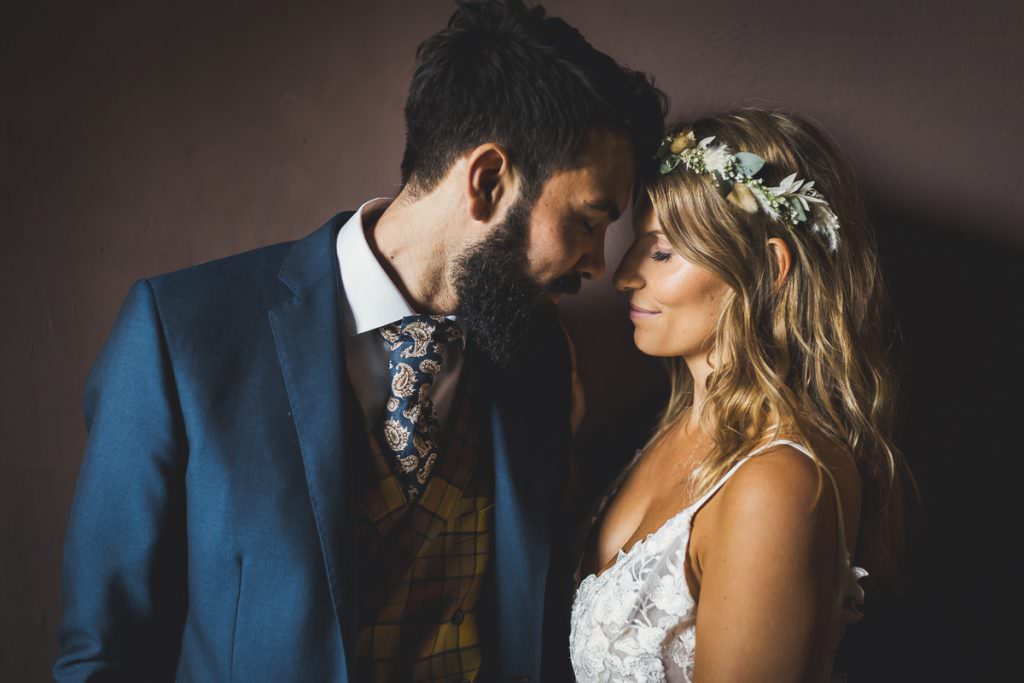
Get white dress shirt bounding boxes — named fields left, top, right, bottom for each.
left=336, top=198, right=464, bottom=431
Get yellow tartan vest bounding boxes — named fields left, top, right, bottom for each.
left=354, top=358, right=493, bottom=682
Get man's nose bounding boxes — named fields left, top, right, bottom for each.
left=576, top=233, right=607, bottom=281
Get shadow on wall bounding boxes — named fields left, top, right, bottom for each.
left=838, top=200, right=1019, bottom=681
left=566, top=197, right=1020, bottom=681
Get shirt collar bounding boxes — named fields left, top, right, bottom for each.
left=336, top=198, right=464, bottom=345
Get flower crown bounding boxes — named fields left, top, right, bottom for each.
left=655, top=131, right=841, bottom=252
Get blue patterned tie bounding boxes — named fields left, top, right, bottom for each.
left=378, top=314, right=463, bottom=501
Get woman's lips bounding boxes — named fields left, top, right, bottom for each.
left=629, top=304, right=660, bottom=319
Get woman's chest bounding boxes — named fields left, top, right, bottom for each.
left=583, top=453, right=700, bottom=578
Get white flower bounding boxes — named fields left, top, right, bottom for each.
left=577, top=627, right=609, bottom=678
left=668, top=629, right=697, bottom=674
left=770, top=172, right=805, bottom=197
left=702, top=143, right=733, bottom=175
left=593, top=580, right=638, bottom=625
left=635, top=625, right=665, bottom=651
left=650, top=574, right=688, bottom=615
left=631, top=655, right=666, bottom=681
left=751, top=185, right=782, bottom=221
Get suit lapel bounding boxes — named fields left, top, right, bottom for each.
left=268, top=213, right=361, bottom=675
left=267, top=215, right=564, bottom=682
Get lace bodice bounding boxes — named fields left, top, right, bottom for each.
left=569, top=440, right=867, bottom=682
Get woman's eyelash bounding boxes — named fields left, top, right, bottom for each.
left=651, top=250, right=672, bottom=262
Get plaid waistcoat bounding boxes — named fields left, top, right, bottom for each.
left=354, top=354, right=493, bottom=682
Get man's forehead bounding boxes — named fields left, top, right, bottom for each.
left=544, top=169, right=630, bottom=216
left=574, top=129, right=634, bottom=168
left=557, top=143, right=634, bottom=205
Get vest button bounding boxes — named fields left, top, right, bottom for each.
left=451, top=608, right=465, bottom=625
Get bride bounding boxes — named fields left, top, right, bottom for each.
left=570, top=109, right=910, bottom=682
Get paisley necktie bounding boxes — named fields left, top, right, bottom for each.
left=378, top=314, right=463, bottom=501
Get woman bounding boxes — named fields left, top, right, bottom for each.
left=569, top=109, right=910, bottom=682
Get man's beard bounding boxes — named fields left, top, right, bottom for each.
left=452, top=196, right=581, bottom=368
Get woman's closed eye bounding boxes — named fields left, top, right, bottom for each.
left=651, top=250, right=672, bottom=262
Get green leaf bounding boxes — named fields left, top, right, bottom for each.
left=788, top=197, right=807, bottom=222
left=734, top=152, right=765, bottom=177
left=660, top=156, right=681, bottom=174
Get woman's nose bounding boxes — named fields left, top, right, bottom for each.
left=613, top=245, right=644, bottom=293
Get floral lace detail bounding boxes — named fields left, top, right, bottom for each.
left=569, top=440, right=868, bottom=683
left=570, top=494, right=701, bottom=682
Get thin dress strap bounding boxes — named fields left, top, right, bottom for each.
left=686, top=438, right=807, bottom=512
left=690, top=439, right=849, bottom=560
left=736, top=439, right=852, bottom=572
left=771, top=439, right=851, bottom=564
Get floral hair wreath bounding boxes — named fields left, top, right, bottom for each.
left=655, top=131, right=841, bottom=252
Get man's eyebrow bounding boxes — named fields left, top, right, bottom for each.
left=586, top=199, right=622, bottom=221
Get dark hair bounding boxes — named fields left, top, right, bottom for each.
left=400, top=0, right=667, bottom=200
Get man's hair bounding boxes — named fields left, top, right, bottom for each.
left=400, top=0, right=667, bottom=200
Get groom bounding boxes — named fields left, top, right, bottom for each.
left=55, top=1, right=664, bottom=681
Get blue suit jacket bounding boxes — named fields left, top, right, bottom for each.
left=55, top=213, right=574, bottom=682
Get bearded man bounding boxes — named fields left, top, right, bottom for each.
left=55, top=1, right=665, bottom=680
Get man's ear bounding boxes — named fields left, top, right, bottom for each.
left=465, top=143, right=513, bottom=222
left=766, top=237, right=792, bottom=289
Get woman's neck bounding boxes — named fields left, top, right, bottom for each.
left=684, top=351, right=716, bottom=424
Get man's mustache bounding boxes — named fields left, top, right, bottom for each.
left=547, top=272, right=582, bottom=295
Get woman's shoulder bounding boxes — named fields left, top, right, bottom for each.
left=707, top=439, right=861, bottom=554
left=719, top=443, right=828, bottom=517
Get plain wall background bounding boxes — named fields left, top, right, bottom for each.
left=2, top=0, right=1020, bottom=679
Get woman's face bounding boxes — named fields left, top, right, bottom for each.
left=613, top=204, right=732, bottom=359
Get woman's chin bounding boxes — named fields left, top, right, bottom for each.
left=632, top=331, right=685, bottom=358
left=631, top=331, right=660, bottom=357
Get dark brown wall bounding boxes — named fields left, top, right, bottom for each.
left=3, top=0, right=1020, bottom=679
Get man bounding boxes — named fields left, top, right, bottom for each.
left=55, top=1, right=665, bottom=680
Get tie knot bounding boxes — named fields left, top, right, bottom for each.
left=381, top=314, right=461, bottom=345
left=379, top=314, right=462, bottom=357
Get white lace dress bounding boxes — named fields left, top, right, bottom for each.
left=569, top=439, right=868, bottom=682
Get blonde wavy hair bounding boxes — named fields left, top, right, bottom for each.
left=646, top=108, right=911, bottom=581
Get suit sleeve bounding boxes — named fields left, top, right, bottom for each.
left=54, top=280, right=189, bottom=682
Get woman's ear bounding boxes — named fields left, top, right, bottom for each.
left=465, top=143, right=512, bottom=222
left=766, top=237, right=792, bottom=289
